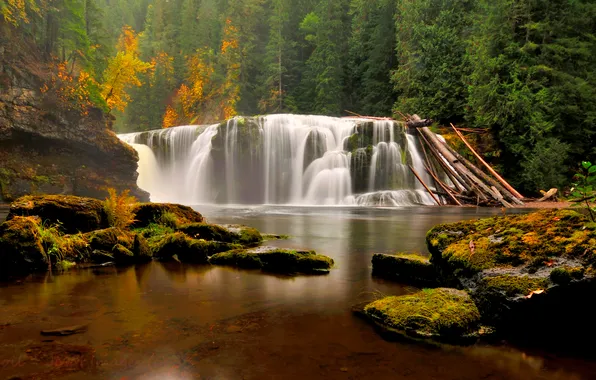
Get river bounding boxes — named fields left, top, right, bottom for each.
left=1, top=206, right=595, bottom=379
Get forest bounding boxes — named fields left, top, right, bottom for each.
left=1, top=0, right=596, bottom=193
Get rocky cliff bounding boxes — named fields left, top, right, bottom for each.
left=0, top=22, right=147, bottom=202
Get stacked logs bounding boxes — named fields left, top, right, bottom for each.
left=405, top=115, right=525, bottom=207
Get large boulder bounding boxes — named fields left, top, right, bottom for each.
left=179, top=223, right=262, bottom=246
left=363, top=288, right=484, bottom=344
left=131, top=203, right=204, bottom=228
left=7, top=195, right=108, bottom=233
left=426, top=209, right=596, bottom=342
left=151, top=232, right=240, bottom=263
left=0, top=216, right=47, bottom=272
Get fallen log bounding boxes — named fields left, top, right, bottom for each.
left=538, top=188, right=558, bottom=202
left=408, top=165, right=442, bottom=206
left=442, top=143, right=524, bottom=206
left=424, top=163, right=462, bottom=206
left=418, top=131, right=469, bottom=193
left=450, top=124, right=524, bottom=199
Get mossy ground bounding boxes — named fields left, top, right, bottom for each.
left=131, top=203, right=205, bottom=228
left=209, top=248, right=334, bottom=274
left=364, top=288, right=482, bottom=343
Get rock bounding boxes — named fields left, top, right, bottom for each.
left=179, top=223, right=263, bottom=246
left=363, top=288, right=484, bottom=344
left=7, top=195, right=108, bottom=233
left=372, top=253, right=438, bottom=286
left=40, top=324, right=88, bottom=336
left=0, top=216, right=47, bottom=273
left=426, top=209, right=596, bottom=343
left=209, top=246, right=334, bottom=275
left=0, top=25, right=147, bottom=203
left=151, top=232, right=241, bottom=263
left=85, top=227, right=151, bottom=264
left=131, top=203, right=204, bottom=228
left=217, top=224, right=263, bottom=246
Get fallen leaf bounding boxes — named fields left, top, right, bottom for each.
left=469, top=240, right=475, bottom=255
left=525, top=289, right=545, bottom=299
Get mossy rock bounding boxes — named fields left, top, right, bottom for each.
left=179, top=223, right=262, bottom=246
left=364, top=288, right=484, bottom=344
left=151, top=232, right=241, bottom=263
left=131, top=203, right=204, bottom=228
left=426, top=209, right=595, bottom=278
left=372, top=253, right=439, bottom=286
left=7, top=195, right=108, bottom=233
left=218, top=224, right=263, bottom=245
left=0, top=216, right=48, bottom=272
left=209, top=247, right=334, bottom=275
left=85, top=228, right=151, bottom=264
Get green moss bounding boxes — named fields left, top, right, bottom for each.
left=0, top=216, right=48, bottom=271
left=550, top=267, right=585, bottom=285
left=481, top=275, right=548, bottom=297
left=209, top=248, right=334, bottom=274
left=152, top=232, right=241, bottom=263
left=132, top=203, right=204, bottom=228
left=57, top=260, right=76, bottom=270
left=364, top=288, right=482, bottom=341
left=178, top=223, right=236, bottom=242
left=237, top=227, right=262, bottom=245
left=372, top=253, right=438, bottom=285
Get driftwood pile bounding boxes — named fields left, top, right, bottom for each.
left=405, top=115, right=526, bottom=208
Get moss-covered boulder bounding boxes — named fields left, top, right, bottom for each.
left=0, top=216, right=48, bottom=272
left=426, top=209, right=596, bottom=341
left=179, top=223, right=262, bottom=246
left=85, top=227, right=151, bottom=264
left=363, top=288, right=484, bottom=344
left=151, top=232, right=241, bottom=263
left=7, top=195, right=108, bottom=233
left=372, top=253, right=438, bottom=286
left=209, top=247, right=334, bottom=274
left=131, top=203, right=204, bottom=228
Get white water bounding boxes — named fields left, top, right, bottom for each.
left=119, top=114, right=436, bottom=206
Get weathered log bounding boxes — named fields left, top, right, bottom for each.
left=418, top=127, right=490, bottom=201
left=538, top=188, right=558, bottom=202
left=491, top=186, right=513, bottom=208
left=424, top=163, right=462, bottom=206
left=451, top=124, right=524, bottom=199
left=408, top=165, right=442, bottom=206
left=418, top=131, right=469, bottom=193
left=443, top=143, right=524, bottom=206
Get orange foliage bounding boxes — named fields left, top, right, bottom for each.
left=162, top=105, right=178, bottom=129
left=1, top=0, right=39, bottom=25
left=41, top=61, right=96, bottom=115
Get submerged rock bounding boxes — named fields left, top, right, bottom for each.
left=209, top=246, right=334, bottom=275
left=372, top=253, right=438, bottom=286
left=0, top=216, right=47, bottom=272
left=131, top=203, right=204, bottom=228
left=363, top=288, right=484, bottom=344
left=7, top=195, right=108, bottom=233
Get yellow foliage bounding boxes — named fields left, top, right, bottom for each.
left=0, top=0, right=39, bottom=25
left=42, top=61, right=96, bottom=115
left=101, top=26, right=152, bottom=113
left=103, top=188, right=138, bottom=229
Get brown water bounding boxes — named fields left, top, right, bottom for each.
left=1, top=206, right=595, bottom=379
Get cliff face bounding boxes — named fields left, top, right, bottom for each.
left=0, top=23, right=148, bottom=202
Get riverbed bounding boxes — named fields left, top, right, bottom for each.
left=1, top=206, right=595, bottom=379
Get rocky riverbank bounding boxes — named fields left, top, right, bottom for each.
left=0, top=195, right=333, bottom=276
left=362, top=209, right=596, bottom=347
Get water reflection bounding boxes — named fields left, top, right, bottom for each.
left=0, top=206, right=595, bottom=379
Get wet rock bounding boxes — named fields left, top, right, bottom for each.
left=218, top=224, right=263, bottom=246
left=372, top=253, right=439, bottom=286
left=151, top=232, right=241, bottom=263
left=209, top=246, right=334, bottom=275
left=131, top=203, right=204, bottom=228
left=363, top=288, right=485, bottom=344
left=41, top=324, right=88, bottom=336
left=0, top=215, right=47, bottom=272
left=7, top=195, right=108, bottom=233
left=86, top=227, right=152, bottom=264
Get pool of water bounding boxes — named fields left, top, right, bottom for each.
left=1, top=206, right=595, bottom=379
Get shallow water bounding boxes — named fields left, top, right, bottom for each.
left=1, top=206, right=595, bottom=379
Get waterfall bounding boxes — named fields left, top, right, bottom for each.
left=118, top=114, right=437, bottom=206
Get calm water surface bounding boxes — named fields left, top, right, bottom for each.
left=1, top=206, right=595, bottom=379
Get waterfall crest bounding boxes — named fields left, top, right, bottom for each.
left=119, top=114, right=436, bottom=206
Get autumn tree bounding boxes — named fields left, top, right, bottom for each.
left=101, top=25, right=151, bottom=115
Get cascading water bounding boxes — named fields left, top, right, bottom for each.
left=118, top=114, right=436, bottom=206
